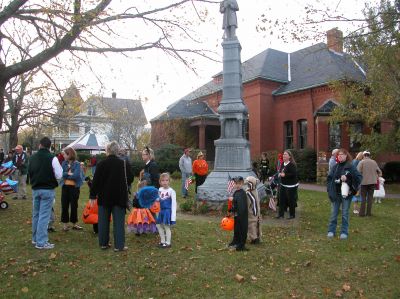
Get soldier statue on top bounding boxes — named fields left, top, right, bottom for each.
left=220, top=0, right=239, bottom=39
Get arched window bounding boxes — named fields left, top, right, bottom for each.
left=297, top=119, right=307, bottom=149
left=284, top=121, right=293, bottom=149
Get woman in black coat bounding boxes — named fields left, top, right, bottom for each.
left=140, top=147, right=160, bottom=188
left=90, top=141, right=134, bottom=251
left=276, top=150, right=299, bottom=219
left=326, top=148, right=361, bottom=240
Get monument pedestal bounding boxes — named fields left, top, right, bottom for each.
left=196, top=36, right=266, bottom=208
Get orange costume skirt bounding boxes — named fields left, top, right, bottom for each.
left=127, top=208, right=157, bottom=234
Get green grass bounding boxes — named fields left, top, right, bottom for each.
left=0, top=179, right=399, bottom=298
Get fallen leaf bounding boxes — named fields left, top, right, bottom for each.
left=234, top=274, right=244, bottom=282
left=49, top=253, right=57, bottom=259
left=335, top=290, right=343, bottom=297
left=342, top=283, right=351, bottom=292
left=323, top=287, right=331, bottom=295
left=250, top=275, right=257, bottom=281
left=21, top=287, right=28, bottom=293
left=303, top=260, right=311, bottom=267
left=395, top=255, right=400, bottom=262
left=284, top=267, right=291, bottom=273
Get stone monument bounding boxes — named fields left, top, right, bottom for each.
left=197, top=0, right=265, bottom=208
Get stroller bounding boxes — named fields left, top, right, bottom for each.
left=265, top=173, right=279, bottom=199
left=0, top=192, right=8, bottom=209
left=264, top=173, right=280, bottom=211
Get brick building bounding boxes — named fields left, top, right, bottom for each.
left=151, top=28, right=398, bottom=164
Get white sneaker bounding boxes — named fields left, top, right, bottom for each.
left=340, top=233, right=348, bottom=240
left=35, top=242, right=55, bottom=249
left=327, top=232, right=334, bottom=238
left=353, top=209, right=359, bottom=214
left=378, top=199, right=382, bottom=203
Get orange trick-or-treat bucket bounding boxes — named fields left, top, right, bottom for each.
left=220, top=216, right=234, bottom=231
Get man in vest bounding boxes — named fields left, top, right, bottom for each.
left=28, top=137, right=62, bottom=249
left=12, top=145, right=29, bottom=199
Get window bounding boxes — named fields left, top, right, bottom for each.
left=349, top=122, right=362, bottom=151
left=297, top=119, right=307, bottom=149
left=329, top=123, right=341, bottom=149
left=284, top=121, right=293, bottom=149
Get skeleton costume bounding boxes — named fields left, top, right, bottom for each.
left=245, top=176, right=262, bottom=244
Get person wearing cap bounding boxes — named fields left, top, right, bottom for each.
left=179, top=148, right=192, bottom=198
left=328, top=149, right=339, bottom=173
left=228, top=176, right=248, bottom=251
left=12, top=144, right=29, bottom=200
left=192, top=151, right=209, bottom=193
left=357, top=151, right=382, bottom=217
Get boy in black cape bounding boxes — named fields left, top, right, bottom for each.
left=228, top=176, right=248, bottom=251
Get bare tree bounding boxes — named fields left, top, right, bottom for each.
left=0, top=0, right=219, bottom=129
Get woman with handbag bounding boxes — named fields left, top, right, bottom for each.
left=89, top=141, right=134, bottom=251
left=61, top=147, right=84, bottom=231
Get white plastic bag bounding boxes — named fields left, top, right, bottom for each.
left=341, top=182, right=350, bottom=198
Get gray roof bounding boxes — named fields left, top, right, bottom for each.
left=153, top=100, right=218, bottom=121
left=80, top=96, right=147, bottom=125
left=152, top=42, right=366, bottom=121
left=275, top=43, right=366, bottom=95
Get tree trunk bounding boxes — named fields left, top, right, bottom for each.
left=8, top=123, right=19, bottom=149
left=0, top=81, right=5, bottom=129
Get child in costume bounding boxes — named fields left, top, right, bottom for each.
left=127, top=180, right=158, bottom=235
left=245, top=176, right=262, bottom=244
left=373, top=175, right=385, bottom=204
left=228, top=176, right=248, bottom=251
left=156, top=172, right=177, bottom=249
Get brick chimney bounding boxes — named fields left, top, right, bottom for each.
left=112, top=91, right=116, bottom=99
left=327, top=28, right=343, bottom=53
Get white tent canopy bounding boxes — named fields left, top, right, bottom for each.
left=66, top=130, right=109, bottom=151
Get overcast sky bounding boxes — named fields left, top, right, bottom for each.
left=58, top=0, right=372, bottom=122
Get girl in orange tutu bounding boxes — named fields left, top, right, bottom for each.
left=127, top=180, right=159, bottom=235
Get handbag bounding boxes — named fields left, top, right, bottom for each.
left=64, top=179, right=76, bottom=186
left=375, top=178, right=380, bottom=190
left=82, top=199, right=98, bottom=224
left=123, top=160, right=131, bottom=209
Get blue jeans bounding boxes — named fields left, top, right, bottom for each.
left=181, top=172, right=191, bottom=197
left=327, top=197, right=351, bottom=235
left=32, top=189, right=56, bottom=246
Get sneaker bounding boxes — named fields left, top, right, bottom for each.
left=114, top=246, right=128, bottom=252
left=340, top=233, right=348, bottom=240
left=47, top=227, right=56, bottom=232
left=31, top=240, right=36, bottom=245
left=378, top=199, right=382, bottom=203
left=327, top=232, right=334, bottom=238
left=35, top=242, right=55, bottom=249
left=157, top=243, right=165, bottom=248
left=228, top=242, right=237, bottom=248
left=164, top=243, right=172, bottom=248
left=353, top=209, right=359, bottom=214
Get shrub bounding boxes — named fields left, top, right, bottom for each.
left=281, top=148, right=317, bottom=182
left=154, top=144, right=182, bottom=173
left=382, top=161, right=400, bottom=183
left=180, top=199, right=194, bottom=212
left=196, top=200, right=209, bottom=214
left=170, top=171, right=181, bottom=180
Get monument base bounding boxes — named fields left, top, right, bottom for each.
left=196, top=171, right=266, bottom=210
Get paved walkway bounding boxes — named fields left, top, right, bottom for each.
left=299, top=183, right=400, bottom=199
